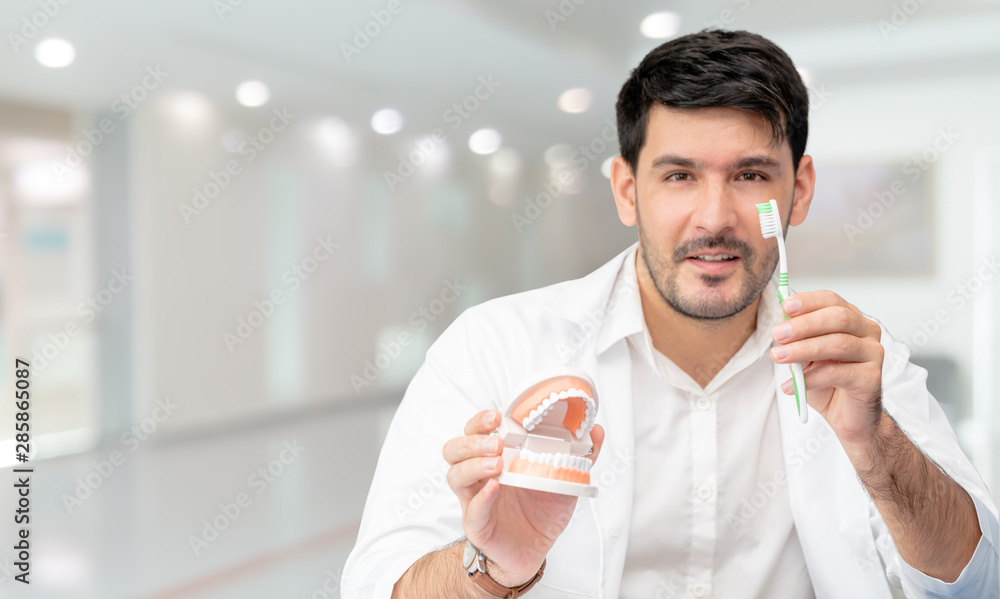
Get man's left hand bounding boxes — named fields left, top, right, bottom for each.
left=769, top=290, right=885, bottom=448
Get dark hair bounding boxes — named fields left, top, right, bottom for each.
left=616, top=29, right=809, bottom=174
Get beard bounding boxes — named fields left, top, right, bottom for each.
left=636, top=196, right=782, bottom=321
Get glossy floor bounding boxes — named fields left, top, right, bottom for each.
left=0, top=401, right=396, bottom=598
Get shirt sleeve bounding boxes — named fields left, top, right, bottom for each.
left=869, top=322, right=1000, bottom=599
left=340, top=308, right=509, bottom=599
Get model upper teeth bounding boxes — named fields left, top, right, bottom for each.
left=696, top=255, right=735, bottom=261
left=517, top=448, right=592, bottom=473
left=520, top=388, right=597, bottom=439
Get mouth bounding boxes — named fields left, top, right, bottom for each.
left=685, top=252, right=741, bottom=273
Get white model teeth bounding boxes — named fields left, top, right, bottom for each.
left=520, top=388, right=597, bottom=437
left=518, top=449, right=592, bottom=472
left=696, top=254, right=735, bottom=261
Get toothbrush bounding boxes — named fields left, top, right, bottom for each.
left=756, top=199, right=808, bottom=424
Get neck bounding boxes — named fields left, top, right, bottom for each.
left=635, top=250, right=760, bottom=388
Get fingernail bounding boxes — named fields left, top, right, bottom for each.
left=483, top=411, right=495, bottom=427
left=781, top=379, right=793, bottom=394
left=481, top=438, right=499, bottom=454
left=772, top=323, right=792, bottom=341
left=482, top=457, right=499, bottom=471
left=783, top=298, right=801, bottom=314
left=771, top=345, right=790, bottom=360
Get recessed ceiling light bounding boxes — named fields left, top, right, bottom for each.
left=601, top=156, right=615, bottom=179
left=34, top=38, right=75, bottom=68
left=640, top=12, right=682, bottom=39
left=558, top=88, right=592, bottom=114
left=371, top=108, right=404, bottom=135
left=468, top=128, right=502, bottom=155
left=235, top=80, right=270, bottom=107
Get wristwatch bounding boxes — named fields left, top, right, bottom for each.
left=462, top=540, right=546, bottom=598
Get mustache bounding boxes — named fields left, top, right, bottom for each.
left=673, top=235, right=755, bottom=264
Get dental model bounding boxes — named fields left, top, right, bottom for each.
left=757, top=199, right=809, bottom=423
left=496, top=368, right=599, bottom=497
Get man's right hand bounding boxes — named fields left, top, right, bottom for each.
left=443, top=409, right=606, bottom=586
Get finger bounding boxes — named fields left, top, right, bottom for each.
left=781, top=290, right=851, bottom=317
left=771, top=333, right=883, bottom=366
left=772, top=305, right=879, bottom=345
left=465, top=409, right=500, bottom=436
left=781, top=361, right=882, bottom=397
left=464, top=477, right=501, bottom=539
left=443, top=433, right=503, bottom=466
left=447, top=454, right=503, bottom=506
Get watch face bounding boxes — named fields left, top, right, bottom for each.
left=462, top=541, right=477, bottom=570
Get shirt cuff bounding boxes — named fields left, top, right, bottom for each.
left=896, top=493, right=999, bottom=598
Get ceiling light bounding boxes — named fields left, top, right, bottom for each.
left=371, top=108, right=404, bottom=135
left=235, top=80, right=270, bottom=107
left=468, top=128, right=502, bottom=155
left=640, top=12, right=682, bottom=39
left=34, top=38, right=75, bottom=68
left=558, top=88, right=592, bottom=114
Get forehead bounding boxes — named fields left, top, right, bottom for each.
left=639, top=104, right=790, bottom=169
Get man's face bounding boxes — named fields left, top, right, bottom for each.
left=612, top=105, right=813, bottom=321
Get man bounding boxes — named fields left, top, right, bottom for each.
left=342, top=29, right=998, bottom=598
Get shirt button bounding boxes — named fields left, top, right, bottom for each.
left=696, top=485, right=713, bottom=501
left=696, top=397, right=712, bottom=411
left=691, top=583, right=709, bottom=597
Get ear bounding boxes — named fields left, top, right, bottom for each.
left=788, top=154, right=815, bottom=227
left=611, top=156, right=638, bottom=227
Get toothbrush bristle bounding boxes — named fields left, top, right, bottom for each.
left=756, top=202, right=780, bottom=239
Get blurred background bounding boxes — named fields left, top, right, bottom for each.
left=0, top=0, right=997, bottom=597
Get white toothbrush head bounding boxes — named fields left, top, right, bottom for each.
left=756, top=199, right=782, bottom=240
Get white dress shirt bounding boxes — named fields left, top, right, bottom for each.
left=614, top=245, right=814, bottom=598
left=341, top=243, right=999, bottom=599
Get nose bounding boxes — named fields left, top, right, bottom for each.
left=689, top=175, right=739, bottom=237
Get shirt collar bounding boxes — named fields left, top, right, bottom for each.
left=597, top=243, right=785, bottom=391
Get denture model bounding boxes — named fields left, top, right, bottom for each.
left=496, top=368, right=599, bottom=498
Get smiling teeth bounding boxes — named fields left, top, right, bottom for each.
left=520, top=388, right=597, bottom=439
left=696, top=255, right=735, bottom=261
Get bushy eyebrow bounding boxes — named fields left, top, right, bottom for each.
left=650, top=154, right=782, bottom=173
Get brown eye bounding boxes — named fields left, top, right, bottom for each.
left=740, top=172, right=764, bottom=181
